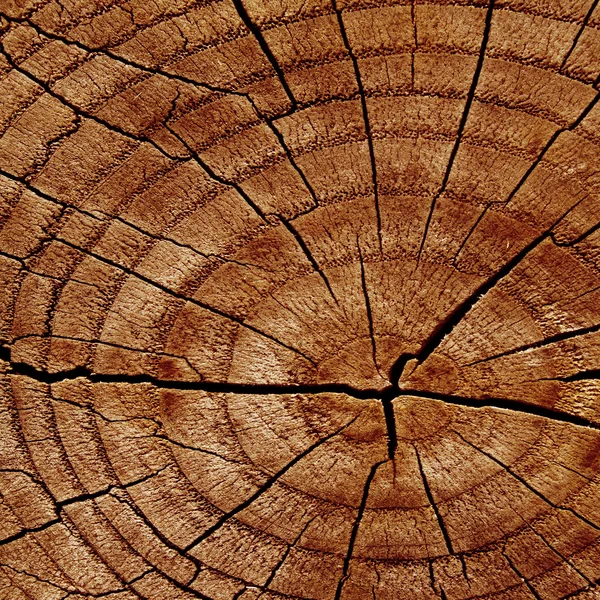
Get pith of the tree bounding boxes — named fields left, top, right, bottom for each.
left=1, top=0, right=600, bottom=599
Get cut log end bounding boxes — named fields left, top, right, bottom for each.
left=1, top=0, right=600, bottom=598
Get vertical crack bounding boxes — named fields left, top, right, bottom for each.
left=410, top=0, right=417, bottom=91
left=415, top=448, right=455, bottom=556
left=357, top=238, right=381, bottom=379
left=330, top=0, right=383, bottom=254
left=417, top=0, right=496, bottom=262
left=381, top=388, right=398, bottom=460
left=334, top=460, right=386, bottom=600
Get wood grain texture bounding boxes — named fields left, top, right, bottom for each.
left=1, top=0, right=600, bottom=597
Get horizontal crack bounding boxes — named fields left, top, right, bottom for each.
left=3, top=343, right=598, bottom=429
left=398, top=388, right=599, bottom=430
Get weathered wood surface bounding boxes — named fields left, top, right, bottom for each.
left=1, top=0, right=600, bottom=598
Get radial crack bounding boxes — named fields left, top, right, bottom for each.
left=465, top=321, right=600, bottom=367
left=230, top=0, right=297, bottom=112
left=334, top=460, right=386, bottom=600
left=183, top=414, right=362, bottom=553
left=162, top=97, right=339, bottom=306
left=455, top=431, right=600, bottom=532
left=257, top=518, right=315, bottom=595
left=417, top=0, right=496, bottom=262
left=52, top=237, right=317, bottom=365
left=516, top=513, right=593, bottom=586
left=559, top=0, right=600, bottom=73
left=331, top=0, right=383, bottom=254
left=403, top=388, right=600, bottom=430
left=454, top=80, right=600, bottom=264
left=279, top=217, right=339, bottom=306
left=357, top=239, right=381, bottom=379
left=503, top=551, right=543, bottom=600
left=415, top=448, right=455, bottom=556
left=1, top=344, right=382, bottom=398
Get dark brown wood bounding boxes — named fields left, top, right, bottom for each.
left=1, top=0, right=600, bottom=598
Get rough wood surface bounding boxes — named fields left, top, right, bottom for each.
left=1, top=0, right=600, bottom=598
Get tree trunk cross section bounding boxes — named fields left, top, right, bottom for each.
left=1, top=0, right=600, bottom=598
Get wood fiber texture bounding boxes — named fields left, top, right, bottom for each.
left=1, top=0, right=600, bottom=598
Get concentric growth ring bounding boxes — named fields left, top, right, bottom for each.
left=1, top=0, right=600, bottom=598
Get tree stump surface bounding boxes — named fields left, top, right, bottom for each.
left=1, top=0, right=600, bottom=598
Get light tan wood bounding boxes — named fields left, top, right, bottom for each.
left=1, top=0, right=600, bottom=598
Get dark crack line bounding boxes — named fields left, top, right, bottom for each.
left=455, top=431, right=600, bottom=533
left=53, top=237, right=317, bottom=365
left=357, top=239, right=381, bottom=380
left=1, top=342, right=379, bottom=398
left=0, top=85, right=337, bottom=347
left=0, top=517, right=61, bottom=546
left=454, top=78, right=600, bottom=264
left=56, top=467, right=169, bottom=510
left=279, top=217, right=339, bottom=306
left=1, top=9, right=322, bottom=209
left=557, top=368, right=600, bottom=382
left=416, top=0, right=496, bottom=262
left=50, top=393, right=161, bottom=429
left=402, top=388, right=599, bottom=430
left=257, top=518, right=315, bottom=595
left=331, top=0, right=383, bottom=254
left=516, top=513, right=593, bottom=586
left=503, top=551, right=543, bottom=600
left=230, top=0, right=297, bottom=112
left=503, top=81, right=600, bottom=209
left=3, top=14, right=335, bottom=307
left=0, top=168, right=276, bottom=282
left=556, top=219, right=600, bottom=247
left=162, top=95, right=270, bottom=223
left=162, top=95, right=340, bottom=308
left=334, top=460, right=386, bottom=600
left=104, top=493, right=206, bottom=595
left=0, top=12, right=248, bottom=99
left=1, top=11, right=323, bottom=225
left=0, top=44, right=184, bottom=162
left=416, top=231, right=551, bottom=367
left=381, top=388, right=398, bottom=459
left=465, top=321, right=600, bottom=367
left=0, top=467, right=170, bottom=547
left=183, top=415, right=361, bottom=553
left=559, top=0, right=600, bottom=73
left=0, top=563, right=152, bottom=599
left=12, top=332, right=203, bottom=378
left=4, top=341, right=599, bottom=430
left=415, top=448, right=455, bottom=556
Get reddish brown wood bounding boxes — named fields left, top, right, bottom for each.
left=1, top=0, right=600, bottom=598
